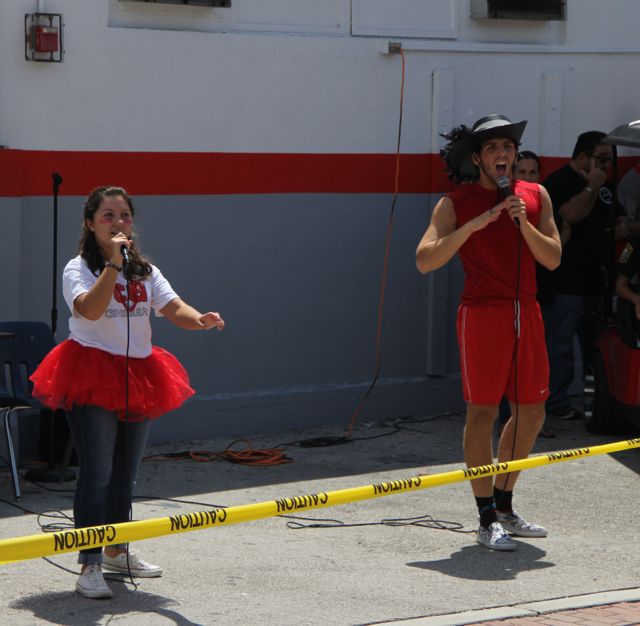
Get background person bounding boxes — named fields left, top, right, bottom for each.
left=30, top=186, right=225, bottom=599
left=617, top=163, right=640, bottom=235
left=540, top=132, right=628, bottom=420
left=514, top=149, right=541, bottom=183
left=504, top=150, right=562, bottom=439
left=516, top=150, right=571, bottom=245
left=615, top=237, right=640, bottom=318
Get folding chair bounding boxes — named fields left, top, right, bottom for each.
left=0, top=321, right=73, bottom=500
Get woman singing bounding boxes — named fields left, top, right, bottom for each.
left=31, top=185, right=225, bottom=598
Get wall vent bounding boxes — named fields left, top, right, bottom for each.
left=470, top=0, right=566, bottom=21
left=120, top=0, right=231, bottom=7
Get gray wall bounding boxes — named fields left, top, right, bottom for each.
left=2, top=193, right=465, bottom=444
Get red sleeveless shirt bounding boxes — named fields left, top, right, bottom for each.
left=447, top=180, right=542, bottom=304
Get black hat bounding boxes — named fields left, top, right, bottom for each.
left=440, top=114, right=528, bottom=183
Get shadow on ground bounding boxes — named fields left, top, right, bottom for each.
left=408, top=541, right=554, bottom=581
left=10, top=583, right=206, bottom=626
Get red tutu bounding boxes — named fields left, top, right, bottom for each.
left=30, top=340, right=195, bottom=421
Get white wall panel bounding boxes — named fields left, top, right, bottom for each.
left=231, top=0, right=348, bottom=35
left=352, top=0, right=456, bottom=39
left=111, top=0, right=348, bottom=35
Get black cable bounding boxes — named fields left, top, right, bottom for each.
left=282, top=513, right=474, bottom=534
left=0, top=453, right=15, bottom=472
left=38, top=508, right=75, bottom=533
left=142, top=425, right=400, bottom=459
left=289, top=51, right=407, bottom=449
left=2, top=492, right=228, bottom=515
left=2, top=410, right=470, bottom=580
left=0, top=497, right=138, bottom=584
left=392, top=411, right=459, bottom=435
left=7, top=471, right=230, bottom=509
left=41, top=555, right=137, bottom=584
left=285, top=436, right=353, bottom=448
left=3, top=468, right=225, bottom=582
left=142, top=423, right=398, bottom=456
left=347, top=428, right=400, bottom=442
left=503, top=215, right=523, bottom=492
left=0, top=497, right=42, bottom=515
left=273, top=411, right=459, bottom=449
left=122, top=266, right=137, bottom=589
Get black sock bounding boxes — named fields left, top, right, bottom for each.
left=494, top=487, right=513, bottom=513
left=475, top=496, right=497, bottom=528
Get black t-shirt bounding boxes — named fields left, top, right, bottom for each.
left=541, top=164, right=622, bottom=297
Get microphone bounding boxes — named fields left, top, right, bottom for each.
left=120, top=244, right=130, bottom=265
left=496, top=175, right=519, bottom=226
left=51, top=172, right=63, bottom=192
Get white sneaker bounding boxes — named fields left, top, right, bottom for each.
left=76, top=564, right=113, bottom=599
left=477, top=522, right=517, bottom=551
left=102, top=548, right=163, bottom=578
left=497, top=510, right=548, bottom=538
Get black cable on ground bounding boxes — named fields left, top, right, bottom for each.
left=282, top=513, right=473, bottom=534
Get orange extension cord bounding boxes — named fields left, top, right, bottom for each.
left=144, top=438, right=292, bottom=466
left=345, top=47, right=406, bottom=438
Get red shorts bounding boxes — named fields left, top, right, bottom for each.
left=456, top=301, right=549, bottom=405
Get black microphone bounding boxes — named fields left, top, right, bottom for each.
left=496, top=175, right=519, bottom=226
left=120, top=244, right=130, bottom=265
left=51, top=172, right=63, bottom=192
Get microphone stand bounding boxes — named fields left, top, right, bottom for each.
left=51, top=172, right=62, bottom=337
left=25, top=173, right=76, bottom=484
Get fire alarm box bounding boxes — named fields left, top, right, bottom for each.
left=25, top=13, right=63, bottom=62
left=35, top=25, right=59, bottom=52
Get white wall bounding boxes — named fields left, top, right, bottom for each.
left=3, top=1, right=640, bottom=440
left=2, top=1, right=640, bottom=155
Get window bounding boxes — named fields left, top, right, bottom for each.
left=122, top=0, right=231, bottom=7
left=470, top=0, right=566, bottom=21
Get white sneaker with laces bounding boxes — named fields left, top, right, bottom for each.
left=497, top=510, right=548, bottom=537
left=76, top=564, right=113, bottom=599
left=477, top=522, right=517, bottom=551
left=102, top=548, right=163, bottom=578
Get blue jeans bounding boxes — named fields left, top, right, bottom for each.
left=68, top=405, right=151, bottom=565
left=541, top=295, right=583, bottom=411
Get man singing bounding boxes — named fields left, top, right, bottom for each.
left=416, top=115, right=561, bottom=550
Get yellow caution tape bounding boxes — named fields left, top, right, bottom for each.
left=1, top=437, right=638, bottom=565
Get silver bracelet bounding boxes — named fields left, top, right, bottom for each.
left=104, top=261, right=122, bottom=272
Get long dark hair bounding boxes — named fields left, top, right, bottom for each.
left=515, top=150, right=541, bottom=169
left=78, top=186, right=152, bottom=281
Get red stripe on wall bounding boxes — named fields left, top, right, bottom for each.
left=0, top=150, right=449, bottom=196
left=0, top=149, right=636, bottom=197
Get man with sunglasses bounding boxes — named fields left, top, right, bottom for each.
left=540, top=131, right=628, bottom=421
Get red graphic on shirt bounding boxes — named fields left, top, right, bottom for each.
left=114, top=282, right=148, bottom=312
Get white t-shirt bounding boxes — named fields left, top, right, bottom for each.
left=63, top=255, right=179, bottom=358
left=618, top=166, right=640, bottom=221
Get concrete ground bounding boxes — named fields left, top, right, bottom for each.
left=0, top=410, right=639, bottom=625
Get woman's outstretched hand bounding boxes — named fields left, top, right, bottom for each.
left=199, top=312, right=225, bottom=331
